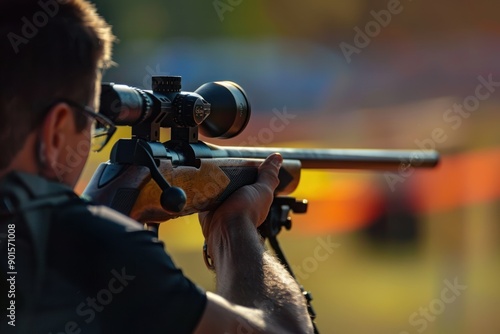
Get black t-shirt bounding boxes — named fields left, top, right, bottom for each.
left=0, top=173, right=207, bottom=333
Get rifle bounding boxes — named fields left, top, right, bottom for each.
left=83, top=76, right=439, bottom=333
left=84, top=76, right=439, bottom=223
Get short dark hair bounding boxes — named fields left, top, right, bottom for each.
left=0, top=0, right=115, bottom=169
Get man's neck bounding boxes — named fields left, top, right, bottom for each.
left=0, top=135, right=41, bottom=180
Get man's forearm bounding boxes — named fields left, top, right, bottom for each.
left=210, top=218, right=313, bottom=332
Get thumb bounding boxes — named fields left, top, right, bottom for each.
left=257, top=153, right=283, bottom=192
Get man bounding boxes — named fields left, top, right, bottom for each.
left=0, top=0, right=313, bottom=333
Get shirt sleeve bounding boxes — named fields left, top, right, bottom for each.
left=50, top=203, right=207, bottom=334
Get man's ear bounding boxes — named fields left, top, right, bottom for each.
left=40, top=103, right=74, bottom=175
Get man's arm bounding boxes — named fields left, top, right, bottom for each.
left=194, top=154, right=313, bottom=333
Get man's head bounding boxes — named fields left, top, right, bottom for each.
left=0, top=0, right=115, bottom=186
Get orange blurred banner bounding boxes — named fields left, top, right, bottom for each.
left=292, top=146, right=500, bottom=235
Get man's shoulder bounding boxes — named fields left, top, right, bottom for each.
left=65, top=202, right=144, bottom=232
left=53, top=201, right=152, bottom=248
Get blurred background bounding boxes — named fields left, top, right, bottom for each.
left=78, top=0, right=500, bottom=333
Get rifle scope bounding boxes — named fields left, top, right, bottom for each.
left=99, top=76, right=251, bottom=140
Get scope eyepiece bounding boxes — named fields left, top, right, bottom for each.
left=100, top=83, right=153, bottom=126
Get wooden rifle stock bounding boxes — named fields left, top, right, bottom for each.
left=84, top=156, right=301, bottom=223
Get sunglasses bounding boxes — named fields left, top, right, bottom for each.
left=50, top=99, right=116, bottom=152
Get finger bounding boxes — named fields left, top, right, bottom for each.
left=198, top=211, right=215, bottom=240
left=256, top=153, right=282, bottom=192
left=198, top=211, right=209, bottom=224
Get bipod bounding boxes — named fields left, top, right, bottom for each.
left=258, top=196, right=319, bottom=334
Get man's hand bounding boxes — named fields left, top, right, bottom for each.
left=194, top=153, right=313, bottom=333
left=199, top=153, right=283, bottom=256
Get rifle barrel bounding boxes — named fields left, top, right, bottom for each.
left=206, top=144, right=439, bottom=170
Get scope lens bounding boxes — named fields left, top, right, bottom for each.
left=195, top=81, right=251, bottom=139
